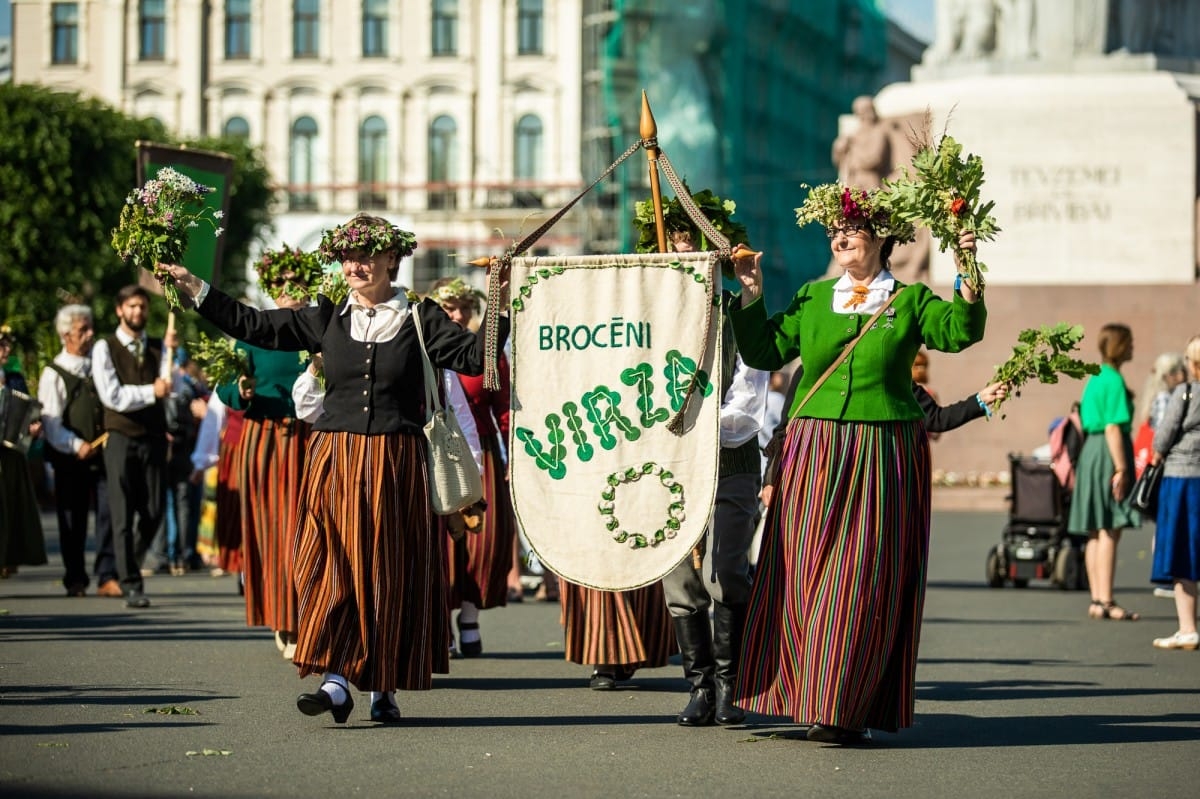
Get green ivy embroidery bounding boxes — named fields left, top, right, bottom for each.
left=509, top=261, right=709, bottom=314
left=598, top=462, right=686, bottom=549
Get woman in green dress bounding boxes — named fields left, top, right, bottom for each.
left=1068, top=323, right=1141, bottom=621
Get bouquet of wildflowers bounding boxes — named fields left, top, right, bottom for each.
left=633, top=187, right=749, bottom=254
left=111, top=167, right=224, bottom=309
left=987, top=323, right=1099, bottom=416
left=190, top=332, right=248, bottom=388
left=253, top=245, right=323, bottom=302
left=879, top=132, right=999, bottom=292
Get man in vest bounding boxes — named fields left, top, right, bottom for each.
left=92, top=286, right=171, bottom=608
left=646, top=205, right=769, bottom=727
left=38, top=304, right=120, bottom=597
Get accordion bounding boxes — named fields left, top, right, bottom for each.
left=0, top=386, right=41, bottom=454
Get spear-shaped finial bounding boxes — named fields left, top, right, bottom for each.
left=640, top=91, right=668, bottom=254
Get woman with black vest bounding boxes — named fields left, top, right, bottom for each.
left=163, top=214, right=509, bottom=725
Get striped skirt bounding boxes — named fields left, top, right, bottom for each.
left=214, top=410, right=245, bottom=574
left=559, top=580, right=676, bottom=667
left=238, top=417, right=308, bottom=632
left=736, top=417, right=931, bottom=733
left=447, top=436, right=517, bottom=609
left=292, top=430, right=449, bottom=692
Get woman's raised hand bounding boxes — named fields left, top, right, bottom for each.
left=731, top=245, right=763, bottom=306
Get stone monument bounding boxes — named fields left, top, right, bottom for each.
left=862, top=0, right=1200, bottom=477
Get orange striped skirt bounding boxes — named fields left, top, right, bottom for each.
left=446, top=436, right=517, bottom=609
left=559, top=580, right=676, bottom=668
left=238, top=417, right=308, bottom=632
left=214, top=410, right=245, bottom=574
left=292, top=430, right=450, bottom=692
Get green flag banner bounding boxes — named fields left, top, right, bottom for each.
left=508, top=252, right=721, bottom=590
left=136, top=141, right=234, bottom=287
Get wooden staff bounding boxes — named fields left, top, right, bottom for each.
left=160, top=310, right=176, bottom=383
left=640, top=91, right=668, bottom=254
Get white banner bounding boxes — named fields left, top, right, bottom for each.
left=508, top=253, right=721, bottom=590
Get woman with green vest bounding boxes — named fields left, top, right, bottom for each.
left=728, top=184, right=986, bottom=744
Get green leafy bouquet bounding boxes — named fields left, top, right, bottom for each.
left=254, top=245, right=323, bottom=302
left=111, top=167, right=224, bottom=309
left=633, top=187, right=748, bottom=254
left=880, top=134, right=999, bottom=292
left=989, top=323, right=1099, bottom=415
left=190, top=333, right=248, bottom=388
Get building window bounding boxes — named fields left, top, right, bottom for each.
left=428, top=115, right=457, bottom=210
left=225, top=0, right=251, bottom=60
left=293, top=0, right=319, bottom=59
left=358, top=116, right=388, bottom=209
left=414, top=248, right=455, bottom=290
left=289, top=116, right=319, bottom=211
left=223, top=116, right=251, bottom=140
left=432, top=0, right=457, bottom=56
left=514, top=114, right=543, bottom=207
left=362, top=0, right=387, bottom=58
left=517, top=0, right=543, bottom=55
left=139, top=0, right=166, bottom=61
left=51, top=3, right=79, bottom=65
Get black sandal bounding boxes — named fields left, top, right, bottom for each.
left=1099, top=601, right=1139, bottom=621
left=456, top=617, right=482, bottom=657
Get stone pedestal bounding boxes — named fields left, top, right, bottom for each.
left=875, top=70, right=1198, bottom=286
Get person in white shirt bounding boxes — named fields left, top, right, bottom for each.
left=38, top=305, right=120, bottom=597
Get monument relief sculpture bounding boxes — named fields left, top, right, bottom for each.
left=926, top=0, right=999, bottom=63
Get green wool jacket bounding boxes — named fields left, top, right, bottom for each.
left=730, top=279, right=987, bottom=423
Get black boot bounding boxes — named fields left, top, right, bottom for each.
left=673, top=609, right=715, bottom=726
left=712, top=602, right=746, bottom=725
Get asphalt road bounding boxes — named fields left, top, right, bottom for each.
left=1, top=510, right=1197, bottom=799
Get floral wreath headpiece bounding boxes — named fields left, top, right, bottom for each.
left=0, top=323, right=14, bottom=346
left=794, top=183, right=915, bottom=244
left=430, top=278, right=486, bottom=311
left=253, top=244, right=324, bottom=301
left=633, top=186, right=749, bottom=255
left=317, top=214, right=418, bottom=263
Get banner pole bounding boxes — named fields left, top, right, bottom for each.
left=640, top=91, right=668, bottom=254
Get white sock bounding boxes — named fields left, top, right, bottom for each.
left=320, top=673, right=349, bottom=705
left=369, top=691, right=397, bottom=707
left=458, top=603, right=481, bottom=644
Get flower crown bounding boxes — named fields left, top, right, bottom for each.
left=633, top=187, right=749, bottom=254
left=430, top=277, right=486, bottom=310
left=794, top=183, right=915, bottom=244
left=317, top=214, right=418, bottom=262
left=0, top=323, right=13, bottom=345
left=253, top=245, right=324, bottom=301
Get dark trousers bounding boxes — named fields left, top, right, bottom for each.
left=49, top=450, right=115, bottom=588
left=662, top=471, right=760, bottom=615
left=103, top=431, right=166, bottom=593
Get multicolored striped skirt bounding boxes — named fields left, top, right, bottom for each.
left=292, top=430, right=450, bottom=692
left=238, top=417, right=308, bottom=632
left=736, top=417, right=931, bottom=733
left=446, top=435, right=517, bottom=609
left=214, top=410, right=245, bottom=574
left=559, top=581, right=676, bottom=668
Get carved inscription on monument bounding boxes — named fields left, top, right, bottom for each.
left=1009, top=164, right=1121, bottom=225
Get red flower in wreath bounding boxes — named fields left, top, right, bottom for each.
left=950, top=197, right=968, bottom=216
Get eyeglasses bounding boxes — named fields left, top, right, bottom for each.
left=825, top=224, right=870, bottom=240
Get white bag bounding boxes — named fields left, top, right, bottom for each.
left=412, top=306, right=484, bottom=515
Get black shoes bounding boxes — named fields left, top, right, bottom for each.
left=713, top=679, right=745, bottom=725
left=677, top=688, right=716, bottom=726
left=805, top=724, right=872, bottom=745
left=297, top=684, right=354, bottom=724
left=125, top=590, right=151, bottom=608
left=456, top=618, right=482, bottom=658
left=370, top=697, right=403, bottom=724
left=589, top=667, right=634, bottom=690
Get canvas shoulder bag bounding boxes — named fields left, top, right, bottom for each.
left=411, top=306, right=484, bottom=515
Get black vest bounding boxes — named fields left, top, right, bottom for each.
left=101, top=334, right=166, bottom=438
left=48, top=363, right=104, bottom=445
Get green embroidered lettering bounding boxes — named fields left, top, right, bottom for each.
left=561, top=402, right=593, bottom=462
left=620, top=363, right=669, bottom=428
left=663, top=349, right=713, bottom=411
left=514, top=413, right=568, bottom=480
left=580, top=386, right=640, bottom=450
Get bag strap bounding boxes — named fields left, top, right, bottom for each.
left=793, top=289, right=904, bottom=415
left=411, top=305, right=442, bottom=419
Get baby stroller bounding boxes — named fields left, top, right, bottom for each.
left=985, top=454, right=1087, bottom=590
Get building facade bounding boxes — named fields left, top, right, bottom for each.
left=12, top=0, right=583, bottom=288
